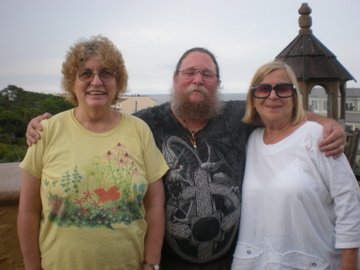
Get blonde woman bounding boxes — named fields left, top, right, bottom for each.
left=232, top=62, right=360, bottom=270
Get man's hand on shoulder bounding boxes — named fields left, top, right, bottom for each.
left=26, top=113, right=52, bottom=146
left=319, top=118, right=346, bottom=159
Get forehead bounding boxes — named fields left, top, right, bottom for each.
left=181, top=52, right=216, bottom=71
left=81, top=55, right=101, bottom=66
left=261, top=69, right=290, bottom=83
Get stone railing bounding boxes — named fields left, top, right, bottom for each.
left=0, top=162, right=23, bottom=270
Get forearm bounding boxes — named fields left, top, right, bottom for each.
left=143, top=180, right=165, bottom=269
left=341, top=248, right=358, bottom=270
left=144, top=205, right=165, bottom=265
left=306, top=111, right=344, bottom=133
left=18, top=171, right=42, bottom=270
left=305, top=111, right=327, bottom=124
left=17, top=212, right=41, bottom=270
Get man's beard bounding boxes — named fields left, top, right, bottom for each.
left=171, top=84, right=224, bottom=120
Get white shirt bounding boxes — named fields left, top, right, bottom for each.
left=232, top=121, right=360, bottom=270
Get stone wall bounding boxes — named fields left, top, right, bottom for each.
left=0, top=162, right=23, bottom=270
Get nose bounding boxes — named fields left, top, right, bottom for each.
left=91, top=73, right=103, bottom=85
left=192, top=70, right=204, bottom=84
left=268, top=89, right=279, bottom=99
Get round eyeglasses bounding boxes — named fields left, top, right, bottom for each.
left=252, top=83, right=295, bottom=99
left=78, top=69, right=115, bottom=83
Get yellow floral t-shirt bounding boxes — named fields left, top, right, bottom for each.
left=20, top=109, right=168, bottom=270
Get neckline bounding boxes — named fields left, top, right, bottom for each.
left=260, top=121, right=309, bottom=148
left=263, top=121, right=307, bottom=145
left=70, top=108, right=123, bottom=135
left=182, top=119, right=208, bottom=148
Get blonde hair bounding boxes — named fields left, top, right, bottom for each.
left=61, top=35, right=128, bottom=106
left=242, top=61, right=306, bottom=126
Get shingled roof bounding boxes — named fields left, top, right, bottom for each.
left=275, top=3, right=356, bottom=83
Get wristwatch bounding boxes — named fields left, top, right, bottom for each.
left=143, top=260, right=161, bottom=270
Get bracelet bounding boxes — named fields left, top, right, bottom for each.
left=143, top=260, right=161, bottom=270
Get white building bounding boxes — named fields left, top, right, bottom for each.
left=309, top=87, right=360, bottom=130
left=112, top=95, right=157, bottom=114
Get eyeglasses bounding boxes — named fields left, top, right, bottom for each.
left=252, top=83, right=295, bottom=99
left=78, top=69, right=115, bottom=83
left=179, top=68, right=217, bottom=81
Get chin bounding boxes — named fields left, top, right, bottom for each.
left=188, top=94, right=206, bottom=104
left=87, top=100, right=111, bottom=108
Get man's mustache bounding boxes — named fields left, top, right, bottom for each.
left=184, top=85, right=209, bottom=96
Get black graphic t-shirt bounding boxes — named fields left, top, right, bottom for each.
left=134, top=101, right=254, bottom=264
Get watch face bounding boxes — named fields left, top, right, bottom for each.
left=153, top=265, right=160, bottom=270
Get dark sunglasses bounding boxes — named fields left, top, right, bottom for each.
left=252, top=83, right=295, bottom=99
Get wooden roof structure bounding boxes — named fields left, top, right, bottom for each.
left=275, top=3, right=356, bottom=120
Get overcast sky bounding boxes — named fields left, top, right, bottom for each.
left=1, top=0, right=359, bottom=95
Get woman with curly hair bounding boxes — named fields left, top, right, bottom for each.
left=18, top=36, right=168, bottom=270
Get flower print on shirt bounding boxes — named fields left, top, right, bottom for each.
left=43, top=142, right=147, bottom=229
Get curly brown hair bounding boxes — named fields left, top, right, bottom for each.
left=61, top=35, right=128, bottom=105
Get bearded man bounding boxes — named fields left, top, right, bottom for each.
left=133, top=48, right=252, bottom=269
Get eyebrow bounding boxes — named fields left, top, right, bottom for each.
left=183, top=67, right=214, bottom=71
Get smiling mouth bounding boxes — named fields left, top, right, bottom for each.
left=266, top=105, right=281, bottom=109
left=87, top=91, right=106, bottom=95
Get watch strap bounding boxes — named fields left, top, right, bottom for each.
left=143, top=260, right=161, bottom=270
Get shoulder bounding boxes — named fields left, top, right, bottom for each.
left=121, top=113, right=154, bottom=138
left=132, top=102, right=170, bottom=130
left=292, top=121, right=324, bottom=152
left=221, top=100, right=247, bottom=121
left=220, top=100, right=253, bottom=130
left=123, top=112, right=150, bottom=127
left=133, top=102, right=169, bottom=119
left=301, top=121, right=323, bottom=138
left=41, top=109, right=72, bottom=128
left=248, top=127, right=263, bottom=141
left=223, top=100, right=246, bottom=112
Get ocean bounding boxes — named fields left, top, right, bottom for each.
left=149, top=93, right=247, bottom=105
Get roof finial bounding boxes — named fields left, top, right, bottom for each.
left=298, top=3, right=312, bottom=34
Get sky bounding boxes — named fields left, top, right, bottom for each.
left=1, top=0, right=359, bottom=95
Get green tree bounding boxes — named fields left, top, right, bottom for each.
left=0, top=85, right=74, bottom=162
left=40, top=96, right=73, bottom=115
left=0, top=110, right=26, bottom=141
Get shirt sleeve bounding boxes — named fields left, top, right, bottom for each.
left=309, top=124, right=360, bottom=248
left=141, top=122, right=169, bottom=184
left=19, top=120, right=49, bottom=179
